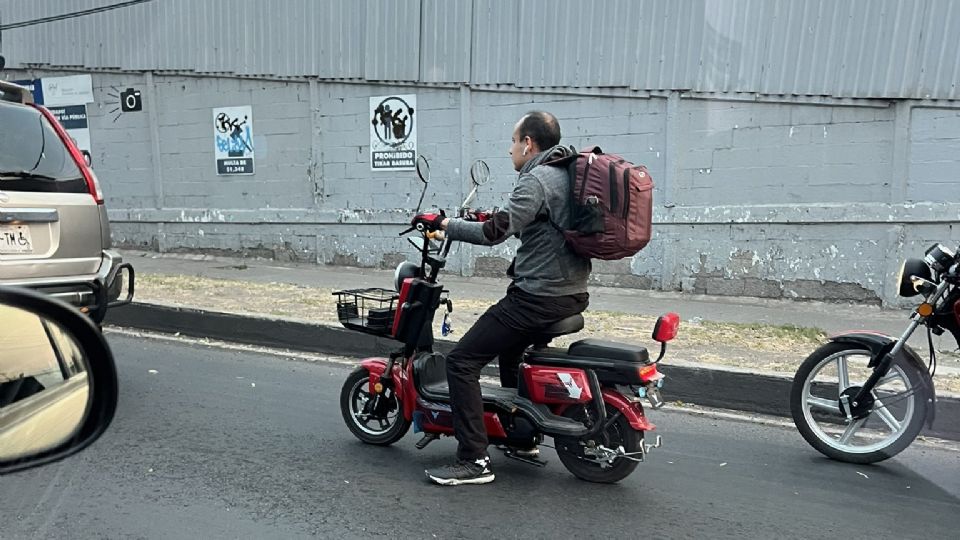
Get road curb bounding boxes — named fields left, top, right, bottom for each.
left=106, top=302, right=960, bottom=441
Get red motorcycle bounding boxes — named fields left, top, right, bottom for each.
left=337, top=157, right=679, bottom=483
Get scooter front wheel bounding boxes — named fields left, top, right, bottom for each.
left=340, top=367, right=410, bottom=445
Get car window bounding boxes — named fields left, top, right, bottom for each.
left=0, top=101, right=86, bottom=193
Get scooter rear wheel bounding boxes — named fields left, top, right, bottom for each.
left=340, top=367, right=410, bottom=445
left=555, top=404, right=642, bottom=483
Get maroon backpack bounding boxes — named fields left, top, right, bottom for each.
left=546, top=146, right=654, bottom=260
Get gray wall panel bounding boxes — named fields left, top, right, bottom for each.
left=318, top=0, right=365, bottom=79
left=470, top=0, right=518, bottom=84
left=915, top=0, right=960, bottom=100
left=4, top=0, right=960, bottom=99
left=364, top=0, right=420, bottom=81
left=420, top=0, right=471, bottom=82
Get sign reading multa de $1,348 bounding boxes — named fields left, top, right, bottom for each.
left=370, top=95, right=416, bottom=171
left=213, top=106, right=255, bottom=175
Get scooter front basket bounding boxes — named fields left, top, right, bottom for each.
left=333, top=288, right=398, bottom=336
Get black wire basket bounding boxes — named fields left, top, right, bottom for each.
left=333, top=288, right=399, bottom=336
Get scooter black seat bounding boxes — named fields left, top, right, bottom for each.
left=541, top=314, right=585, bottom=336
left=415, top=352, right=447, bottom=387
left=532, top=314, right=584, bottom=347
left=568, top=338, right=650, bottom=363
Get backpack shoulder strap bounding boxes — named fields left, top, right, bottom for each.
left=544, top=149, right=580, bottom=234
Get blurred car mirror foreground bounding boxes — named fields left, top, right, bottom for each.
left=0, top=286, right=118, bottom=475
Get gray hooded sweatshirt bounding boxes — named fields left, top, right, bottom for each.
left=446, top=146, right=591, bottom=297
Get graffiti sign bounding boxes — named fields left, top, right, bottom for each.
left=370, top=94, right=416, bottom=171
left=212, top=106, right=255, bottom=175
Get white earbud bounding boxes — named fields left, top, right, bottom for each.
left=523, top=146, right=530, bottom=156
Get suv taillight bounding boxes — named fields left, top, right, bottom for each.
left=32, top=104, right=104, bottom=204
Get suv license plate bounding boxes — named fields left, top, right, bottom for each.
left=0, top=224, right=33, bottom=254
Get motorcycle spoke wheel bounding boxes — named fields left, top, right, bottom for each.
left=790, top=343, right=928, bottom=464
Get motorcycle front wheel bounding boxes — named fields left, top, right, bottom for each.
left=790, top=342, right=929, bottom=464
left=555, top=404, right=643, bottom=483
left=340, top=367, right=410, bottom=445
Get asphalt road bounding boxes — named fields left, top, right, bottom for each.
left=2, top=335, right=958, bottom=539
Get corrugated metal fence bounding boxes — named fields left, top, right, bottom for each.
left=2, top=0, right=960, bottom=99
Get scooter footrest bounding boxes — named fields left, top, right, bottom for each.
left=421, top=382, right=521, bottom=411
left=501, top=450, right=548, bottom=468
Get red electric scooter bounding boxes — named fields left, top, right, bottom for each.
left=337, top=157, right=679, bottom=483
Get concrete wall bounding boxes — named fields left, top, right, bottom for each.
left=8, top=68, right=960, bottom=306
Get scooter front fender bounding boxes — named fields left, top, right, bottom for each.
left=829, top=332, right=936, bottom=428
left=359, top=358, right=412, bottom=421
left=602, top=389, right=656, bottom=431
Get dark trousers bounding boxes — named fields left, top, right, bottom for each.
left=446, top=286, right=589, bottom=461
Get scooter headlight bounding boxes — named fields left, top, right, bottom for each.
left=394, top=261, right=419, bottom=292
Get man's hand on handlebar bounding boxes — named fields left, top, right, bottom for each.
left=411, top=211, right=447, bottom=232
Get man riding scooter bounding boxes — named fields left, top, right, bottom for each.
left=411, top=111, right=592, bottom=486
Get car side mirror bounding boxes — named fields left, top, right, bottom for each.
left=0, top=286, right=118, bottom=475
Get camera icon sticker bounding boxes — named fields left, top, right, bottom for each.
left=107, top=86, right=143, bottom=122
left=121, top=88, right=142, bottom=112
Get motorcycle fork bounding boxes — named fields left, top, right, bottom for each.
left=847, top=317, right=925, bottom=418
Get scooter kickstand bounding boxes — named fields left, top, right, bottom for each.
left=415, top=433, right=440, bottom=449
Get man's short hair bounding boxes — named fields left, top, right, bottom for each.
left=518, top=111, right=561, bottom=150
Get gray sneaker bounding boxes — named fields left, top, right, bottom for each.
left=425, top=456, right=495, bottom=486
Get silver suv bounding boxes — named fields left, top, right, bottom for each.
left=0, top=80, right=133, bottom=323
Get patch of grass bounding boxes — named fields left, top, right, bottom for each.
left=700, top=321, right=827, bottom=343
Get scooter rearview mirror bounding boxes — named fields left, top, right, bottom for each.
left=415, top=155, right=430, bottom=184
left=413, top=155, right=431, bottom=214
left=470, top=160, right=490, bottom=187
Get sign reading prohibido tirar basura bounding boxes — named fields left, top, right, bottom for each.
left=370, top=94, right=416, bottom=171
left=213, top=106, right=255, bottom=175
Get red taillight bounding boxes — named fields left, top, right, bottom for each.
left=652, top=312, right=680, bottom=342
left=637, top=363, right=662, bottom=383
left=32, top=104, right=104, bottom=204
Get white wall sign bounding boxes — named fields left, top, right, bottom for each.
left=370, top=94, right=416, bottom=171
left=41, top=75, right=94, bottom=106
left=213, top=106, right=255, bottom=175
